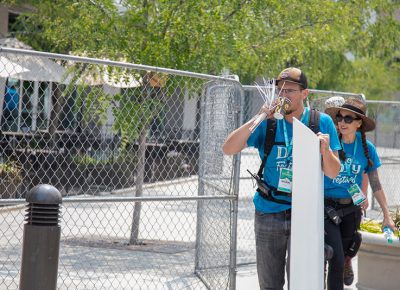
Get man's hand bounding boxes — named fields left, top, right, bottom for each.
left=257, top=103, right=276, bottom=120
left=317, top=132, right=331, bottom=155
left=316, top=132, right=340, bottom=179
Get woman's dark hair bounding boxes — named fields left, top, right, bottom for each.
left=338, top=133, right=346, bottom=162
left=338, top=128, right=374, bottom=170
left=360, top=127, right=374, bottom=169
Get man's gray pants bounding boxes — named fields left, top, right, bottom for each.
left=255, top=209, right=291, bottom=290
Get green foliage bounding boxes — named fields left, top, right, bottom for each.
left=0, top=161, right=22, bottom=182
left=392, top=208, right=400, bottom=230
left=71, top=151, right=136, bottom=166
left=3, top=0, right=399, bottom=95
left=112, top=90, right=162, bottom=145
left=342, top=59, right=399, bottom=100
left=74, top=85, right=112, bottom=126
left=360, top=219, right=382, bottom=234
left=361, top=208, right=400, bottom=235
left=71, top=154, right=107, bottom=166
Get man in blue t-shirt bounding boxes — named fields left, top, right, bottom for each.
left=223, top=67, right=341, bottom=290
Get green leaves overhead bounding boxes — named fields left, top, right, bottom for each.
left=5, top=0, right=400, bottom=97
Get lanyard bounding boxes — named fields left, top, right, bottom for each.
left=341, top=137, right=358, bottom=177
left=282, top=108, right=307, bottom=160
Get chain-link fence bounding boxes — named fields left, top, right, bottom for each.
left=364, top=100, right=400, bottom=210
left=235, top=86, right=400, bottom=266
left=0, top=47, right=242, bottom=290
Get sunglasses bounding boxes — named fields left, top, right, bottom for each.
left=335, top=114, right=361, bottom=124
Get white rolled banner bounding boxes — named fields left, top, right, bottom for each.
left=290, top=118, right=324, bottom=290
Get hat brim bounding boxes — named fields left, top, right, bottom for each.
left=276, top=79, right=306, bottom=89
left=325, top=107, right=376, bottom=132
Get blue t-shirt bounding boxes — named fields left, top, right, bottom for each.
left=324, top=133, right=381, bottom=199
left=247, top=108, right=341, bottom=213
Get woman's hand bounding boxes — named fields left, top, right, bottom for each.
left=360, top=198, right=369, bottom=211
left=382, top=216, right=397, bottom=232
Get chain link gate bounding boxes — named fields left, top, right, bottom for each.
left=235, top=86, right=400, bottom=266
left=196, top=80, right=243, bottom=290
left=0, top=47, right=242, bottom=290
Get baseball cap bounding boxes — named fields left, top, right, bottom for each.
left=276, top=67, right=308, bottom=89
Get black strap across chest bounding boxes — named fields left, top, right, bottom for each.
left=256, top=109, right=320, bottom=179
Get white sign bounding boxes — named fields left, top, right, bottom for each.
left=290, top=118, right=324, bottom=290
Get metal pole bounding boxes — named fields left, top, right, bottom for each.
left=0, top=47, right=240, bottom=83
left=194, top=81, right=208, bottom=272
left=0, top=77, right=6, bottom=129
left=229, top=83, right=244, bottom=290
left=19, top=184, right=62, bottom=290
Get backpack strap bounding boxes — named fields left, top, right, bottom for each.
left=308, top=108, right=320, bottom=134
left=257, top=118, right=277, bottom=179
left=257, top=109, right=320, bottom=179
left=254, top=109, right=321, bottom=205
left=257, top=188, right=292, bottom=205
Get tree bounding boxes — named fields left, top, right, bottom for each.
left=6, top=0, right=398, bottom=86
left=315, top=1, right=400, bottom=99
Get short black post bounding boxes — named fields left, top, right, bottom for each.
left=19, top=184, right=62, bottom=290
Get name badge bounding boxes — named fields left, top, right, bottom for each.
left=347, top=184, right=366, bottom=205
left=278, top=168, right=292, bottom=193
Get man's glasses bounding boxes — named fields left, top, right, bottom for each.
left=275, top=87, right=302, bottom=95
left=336, top=114, right=361, bottom=124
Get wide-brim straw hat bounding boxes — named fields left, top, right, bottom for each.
left=325, top=97, right=376, bottom=132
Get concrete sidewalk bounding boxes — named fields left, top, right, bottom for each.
left=0, top=172, right=387, bottom=290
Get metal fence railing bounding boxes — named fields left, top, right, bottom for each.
left=0, top=47, right=242, bottom=290
left=235, top=86, right=400, bottom=266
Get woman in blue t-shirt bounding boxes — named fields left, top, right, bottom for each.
left=324, top=98, right=396, bottom=290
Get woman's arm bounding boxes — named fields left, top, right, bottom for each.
left=360, top=173, right=369, bottom=210
left=368, top=169, right=396, bottom=231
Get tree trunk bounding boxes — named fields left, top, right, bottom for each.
left=129, top=126, right=147, bottom=244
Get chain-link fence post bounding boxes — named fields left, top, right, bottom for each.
left=19, top=184, right=62, bottom=290
left=229, top=81, right=244, bottom=290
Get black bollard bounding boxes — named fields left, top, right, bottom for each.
left=19, top=184, right=62, bottom=290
